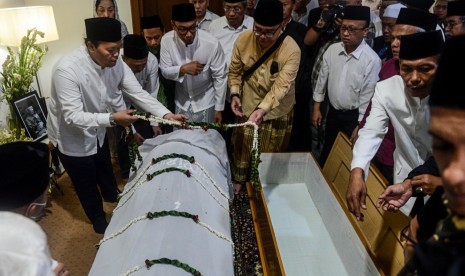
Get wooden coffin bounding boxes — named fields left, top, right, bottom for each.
left=254, top=151, right=380, bottom=276
left=323, top=132, right=410, bottom=275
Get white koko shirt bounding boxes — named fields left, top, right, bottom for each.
left=47, top=46, right=170, bottom=157
left=159, top=29, right=227, bottom=113
left=351, top=75, right=432, bottom=214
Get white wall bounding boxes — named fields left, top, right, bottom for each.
left=0, top=0, right=25, bottom=8
left=0, top=0, right=133, bottom=98
left=0, top=1, right=26, bottom=68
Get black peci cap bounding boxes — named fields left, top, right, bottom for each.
left=253, top=0, right=284, bottom=27
left=0, top=142, right=50, bottom=210
left=429, top=35, right=465, bottom=109
left=85, top=17, right=122, bottom=42
left=124, top=34, right=149, bottom=60
left=172, top=3, right=196, bottom=22
left=399, top=30, right=444, bottom=60
left=343, top=6, right=371, bottom=25
left=140, top=15, right=164, bottom=30
left=396, top=7, right=438, bottom=31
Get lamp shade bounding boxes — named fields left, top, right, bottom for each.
left=0, top=6, right=59, bottom=47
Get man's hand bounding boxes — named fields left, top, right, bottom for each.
left=113, top=109, right=138, bottom=127
left=163, top=113, right=189, bottom=122
left=350, top=125, right=360, bottom=145
left=53, top=262, right=69, bottom=276
left=133, top=132, right=145, bottom=145
left=312, top=102, right=322, bottom=128
left=411, top=174, right=442, bottom=195
left=248, top=109, right=266, bottom=125
left=152, top=126, right=162, bottom=137
left=231, top=96, right=243, bottom=117
left=180, top=61, right=204, bottom=76
left=376, top=179, right=413, bottom=212
left=214, top=111, right=222, bottom=123
left=346, top=168, right=367, bottom=221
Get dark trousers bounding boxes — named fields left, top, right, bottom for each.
left=319, top=105, right=359, bottom=166
left=372, top=157, right=394, bottom=184
left=58, top=136, right=117, bottom=225
left=220, top=101, right=235, bottom=163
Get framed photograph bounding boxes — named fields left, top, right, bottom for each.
left=11, top=91, right=48, bottom=141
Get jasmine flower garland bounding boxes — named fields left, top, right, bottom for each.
left=131, top=112, right=262, bottom=191
left=98, top=210, right=233, bottom=248
left=121, top=258, right=202, bottom=276
left=114, top=159, right=230, bottom=213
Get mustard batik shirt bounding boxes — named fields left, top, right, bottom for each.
left=228, top=30, right=301, bottom=120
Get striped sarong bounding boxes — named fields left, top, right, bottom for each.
left=231, top=110, right=293, bottom=183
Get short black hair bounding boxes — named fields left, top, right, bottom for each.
left=84, top=38, right=101, bottom=48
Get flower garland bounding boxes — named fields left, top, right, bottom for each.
left=131, top=112, right=262, bottom=191
left=98, top=210, right=233, bottom=248
left=114, top=159, right=230, bottom=213
left=121, top=258, right=202, bottom=276
left=124, top=126, right=142, bottom=172
left=114, top=166, right=191, bottom=213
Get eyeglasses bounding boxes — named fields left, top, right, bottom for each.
left=445, top=19, right=463, bottom=28
left=253, top=26, right=281, bottom=38
left=224, top=6, right=242, bottom=13
left=434, top=5, right=447, bottom=10
left=173, top=23, right=197, bottom=35
left=340, top=25, right=366, bottom=35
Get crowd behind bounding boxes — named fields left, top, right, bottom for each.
left=1, top=0, right=465, bottom=274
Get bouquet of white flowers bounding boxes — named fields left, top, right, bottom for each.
left=0, top=28, right=48, bottom=140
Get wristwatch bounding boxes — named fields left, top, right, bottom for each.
left=109, top=113, right=116, bottom=127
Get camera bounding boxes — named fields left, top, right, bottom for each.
left=321, top=1, right=346, bottom=23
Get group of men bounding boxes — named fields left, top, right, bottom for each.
left=44, top=0, right=303, bottom=235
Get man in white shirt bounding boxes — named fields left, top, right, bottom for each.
left=47, top=18, right=186, bottom=233
left=312, top=5, right=381, bottom=165
left=116, top=34, right=163, bottom=181
left=347, top=30, right=444, bottom=220
left=208, top=0, right=253, bottom=155
left=189, top=0, right=220, bottom=30
left=208, top=0, right=254, bottom=66
left=160, top=3, right=227, bottom=123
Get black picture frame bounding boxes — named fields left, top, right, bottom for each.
left=10, top=91, right=48, bottom=142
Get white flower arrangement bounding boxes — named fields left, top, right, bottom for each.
left=0, top=28, right=48, bottom=141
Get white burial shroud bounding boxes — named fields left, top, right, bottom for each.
left=89, top=129, right=234, bottom=276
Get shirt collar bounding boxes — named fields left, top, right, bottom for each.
left=199, top=10, right=214, bottom=25
left=222, top=15, right=252, bottom=31
left=339, top=39, right=368, bottom=59
left=174, top=30, right=199, bottom=49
